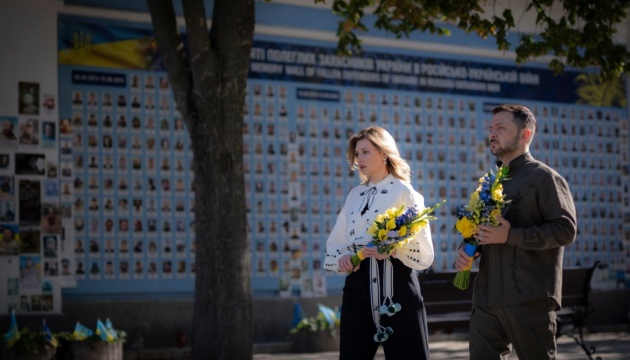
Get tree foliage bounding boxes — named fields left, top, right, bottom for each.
left=322, top=0, right=630, bottom=80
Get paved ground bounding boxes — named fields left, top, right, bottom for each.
left=253, top=332, right=630, bottom=360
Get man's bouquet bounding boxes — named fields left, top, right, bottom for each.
left=350, top=200, right=444, bottom=267
left=453, top=166, right=510, bottom=290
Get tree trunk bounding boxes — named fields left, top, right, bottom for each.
left=147, top=0, right=254, bottom=358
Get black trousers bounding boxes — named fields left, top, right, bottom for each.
left=339, top=258, right=430, bottom=360
left=469, top=299, right=558, bottom=360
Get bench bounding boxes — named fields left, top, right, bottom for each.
left=419, top=261, right=601, bottom=359
left=556, top=261, right=603, bottom=360
left=419, top=270, right=476, bottom=332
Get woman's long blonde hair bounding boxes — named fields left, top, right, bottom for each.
left=346, top=126, right=411, bottom=184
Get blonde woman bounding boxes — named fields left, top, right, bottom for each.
left=324, top=126, right=433, bottom=359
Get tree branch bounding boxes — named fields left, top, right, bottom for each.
left=181, top=0, right=214, bottom=122
left=146, top=0, right=194, bottom=123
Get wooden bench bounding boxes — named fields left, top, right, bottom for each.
left=419, top=270, right=476, bottom=332
left=419, top=261, right=601, bottom=359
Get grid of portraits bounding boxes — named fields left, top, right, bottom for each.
left=66, top=73, right=196, bottom=282
left=244, top=80, right=630, bottom=294
left=57, top=72, right=630, bottom=296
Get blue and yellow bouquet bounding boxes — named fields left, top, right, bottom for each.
left=350, top=200, right=444, bottom=267
left=453, top=166, right=510, bottom=290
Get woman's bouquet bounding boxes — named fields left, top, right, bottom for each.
left=350, top=200, right=444, bottom=267
left=453, top=166, right=510, bottom=290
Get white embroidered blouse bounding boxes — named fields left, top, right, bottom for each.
left=324, top=174, right=434, bottom=272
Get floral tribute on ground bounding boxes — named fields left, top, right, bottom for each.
left=453, top=166, right=510, bottom=290
left=350, top=199, right=444, bottom=342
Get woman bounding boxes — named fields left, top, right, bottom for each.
left=324, top=126, right=433, bottom=359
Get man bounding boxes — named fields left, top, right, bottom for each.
left=455, top=104, right=577, bottom=359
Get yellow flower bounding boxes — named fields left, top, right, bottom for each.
left=378, top=229, right=388, bottom=241
left=375, top=214, right=385, bottom=223
left=468, top=191, right=480, bottom=208
left=455, top=217, right=477, bottom=238
left=492, top=184, right=504, bottom=201
left=410, top=224, right=421, bottom=234
left=368, top=223, right=379, bottom=235
left=386, top=207, right=398, bottom=218
left=386, top=217, right=396, bottom=230
left=488, top=209, right=502, bottom=225
left=398, top=226, right=407, bottom=237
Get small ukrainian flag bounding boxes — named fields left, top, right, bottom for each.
left=96, top=319, right=115, bottom=343
left=317, top=304, right=339, bottom=328
left=72, top=321, right=93, bottom=340
left=105, top=318, right=118, bottom=340
left=291, top=302, right=306, bottom=328
left=43, top=320, right=58, bottom=348
left=3, top=310, right=20, bottom=348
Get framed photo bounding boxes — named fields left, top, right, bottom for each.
left=18, top=82, right=40, bottom=115
left=15, top=153, right=46, bottom=176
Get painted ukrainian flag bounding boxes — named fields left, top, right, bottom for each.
left=58, top=18, right=166, bottom=71
left=3, top=310, right=20, bottom=348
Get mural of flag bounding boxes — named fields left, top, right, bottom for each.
left=3, top=310, right=20, bottom=348
left=43, top=320, right=58, bottom=348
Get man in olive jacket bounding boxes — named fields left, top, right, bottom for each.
left=456, top=104, right=577, bottom=360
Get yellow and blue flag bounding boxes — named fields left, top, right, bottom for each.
left=105, top=318, right=118, bottom=340
left=96, top=319, right=115, bottom=343
left=317, top=304, right=339, bottom=328
left=291, top=302, right=305, bottom=328
left=3, top=310, right=20, bottom=348
left=72, top=321, right=93, bottom=340
left=43, top=320, right=58, bottom=348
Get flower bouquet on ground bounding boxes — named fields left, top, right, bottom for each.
left=453, top=166, right=510, bottom=290
left=350, top=199, right=445, bottom=267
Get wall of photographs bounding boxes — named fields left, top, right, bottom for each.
left=0, top=82, right=66, bottom=314
left=58, top=17, right=630, bottom=298
left=58, top=68, right=197, bottom=297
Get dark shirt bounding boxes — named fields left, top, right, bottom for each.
left=473, top=153, right=577, bottom=309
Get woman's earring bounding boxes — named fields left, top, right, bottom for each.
left=384, top=157, right=388, bottom=164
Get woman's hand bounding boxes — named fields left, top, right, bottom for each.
left=338, top=254, right=359, bottom=273
left=361, top=246, right=395, bottom=261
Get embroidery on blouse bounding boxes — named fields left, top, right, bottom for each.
left=359, top=187, right=377, bottom=216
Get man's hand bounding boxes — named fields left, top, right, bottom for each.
left=455, top=247, right=478, bottom=271
left=473, top=215, right=510, bottom=245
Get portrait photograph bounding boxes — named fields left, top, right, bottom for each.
left=41, top=121, right=56, bottom=148
left=18, top=179, right=42, bottom=225
left=0, top=199, right=15, bottom=222
left=0, top=116, right=18, bottom=147
left=0, top=175, right=14, bottom=197
left=0, top=153, right=11, bottom=172
left=18, top=82, right=40, bottom=115
left=19, top=119, right=39, bottom=145
left=15, top=153, right=46, bottom=175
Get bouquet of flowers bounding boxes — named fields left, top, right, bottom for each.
left=452, top=166, right=510, bottom=290
left=350, top=200, right=444, bottom=267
